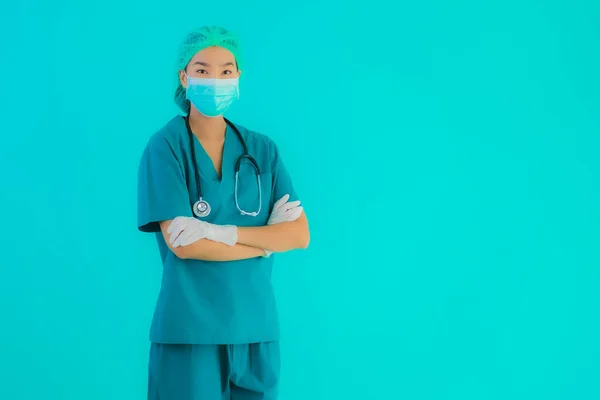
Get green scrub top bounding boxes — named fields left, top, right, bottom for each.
left=137, top=115, right=298, bottom=344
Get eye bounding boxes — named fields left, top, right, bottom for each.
left=196, top=69, right=208, bottom=74
left=223, top=70, right=232, bottom=75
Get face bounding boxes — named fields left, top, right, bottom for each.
left=180, top=46, right=241, bottom=88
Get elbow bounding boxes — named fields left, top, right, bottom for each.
left=278, top=231, right=309, bottom=252
left=299, top=238, right=310, bottom=250
left=298, top=231, right=310, bottom=250
left=296, top=215, right=310, bottom=249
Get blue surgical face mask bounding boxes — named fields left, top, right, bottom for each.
left=185, top=74, right=240, bottom=117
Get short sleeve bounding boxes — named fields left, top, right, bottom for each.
left=271, top=141, right=299, bottom=204
left=137, top=137, right=193, bottom=233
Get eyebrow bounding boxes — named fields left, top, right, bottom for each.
left=193, top=61, right=236, bottom=67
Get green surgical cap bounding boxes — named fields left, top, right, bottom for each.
left=174, top=26, right=242, bottom=114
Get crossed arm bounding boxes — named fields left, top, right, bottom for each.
left=160, top=212, right=310, bottom=261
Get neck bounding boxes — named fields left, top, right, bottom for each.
left=187, top=107, right=226, bottom=141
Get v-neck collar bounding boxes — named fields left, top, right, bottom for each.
left=184, top=115, right=232, bottom=184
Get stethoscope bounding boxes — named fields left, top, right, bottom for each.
left=185, top=115, right=262, bottom=218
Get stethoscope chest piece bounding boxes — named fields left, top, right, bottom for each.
left=193, top=198, right=211, bottom=218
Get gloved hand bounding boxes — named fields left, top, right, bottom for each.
left=267, top=194, right=303, bottom=225
left=167, top=216, right=238, bottom=248
left=263, top=194, right=304, bottom=258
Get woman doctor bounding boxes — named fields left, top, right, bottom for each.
left=137, top=26, right=310, bottom=400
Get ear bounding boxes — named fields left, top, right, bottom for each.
left=179, top=70, right=188, bottom=88
left=237, top=69, right=242, bottom=78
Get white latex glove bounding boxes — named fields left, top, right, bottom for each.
left=267, top=194, right=303, bottom=225
left=263, top=194, right=304, bottom=258
left=167, top=216, right=238, bottom=248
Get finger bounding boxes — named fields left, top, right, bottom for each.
left=178, top=235, right=192, bottom=247
left=169, top=226, right=182, bottom=244
left=273, top=194, right=290, bottom=211
left=171, top=232, right=181, bottom=247
left=167, top=219, right=177, bottom=234
left=283, top=200, right=301, bottom=211
left=184, top=225, right=208, bottom=247
left=287, top=206, right=303, bottom=221
left=170, top=218, right=197, bottom=244
left=169, top=226, right=185, bottom=244
left=171, top=230, right=183, bottom=247
left=182, top=226, right=202, bottom=246
left=281, top=204, right=302, bottom=217
left=270, top=206, right=303, bottom=224
left=168, top=218, right=186, bottom=237
left=171, top=216, right=190, bottom=232
left=268, top=217, right=282, bottom=225
left=172, top=224, right=194, bottom=246
left=173, top=229, right=192, bottom=247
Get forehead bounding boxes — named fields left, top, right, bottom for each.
left=189, top=46, right=236, bottom=65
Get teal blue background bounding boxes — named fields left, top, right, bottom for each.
left=1, top=0, right=599, bottom=399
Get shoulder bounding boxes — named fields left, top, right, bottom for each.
left=229, top=120, right=279, bottom=159
left=142, top=115, right=187, bottom=156
left=232, top=122, right=274, bottom=148
left=147, top=115, right=187, bottom=147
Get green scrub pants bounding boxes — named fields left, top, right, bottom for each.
left=147, top=341, right=280, bottom=400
